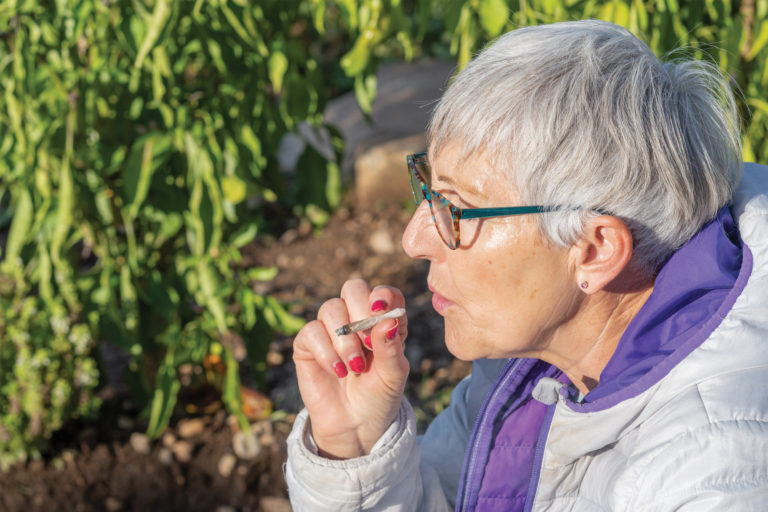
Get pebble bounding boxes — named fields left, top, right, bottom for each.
left=171, top=440, right=193, bottom=463
left=162, top=432, right=176, bottom=447
left=105, top=498, right=123, bottom=512
left=368, top=228, right=395, bottom=255
left=259, top=497, right=292, bottom=512
left=259, top=433, right=277, bottom=447
left=266, top=351, right=284, bottom=366
left=232, top=430, right=261, bottom=459
left=218, top=453, right=237, bottom=478
left=129, top=432, right=150, bottom=454
left=117, top=416, right=135, bottom=430
left=177, top=418, right=205, bottom=439
left=158, top=448, right=174, bottom=466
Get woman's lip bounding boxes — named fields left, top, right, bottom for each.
left=429, top=285, right=456, bottom=314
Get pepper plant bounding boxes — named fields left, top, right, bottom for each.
left=0, top=0, right=350, bottom=464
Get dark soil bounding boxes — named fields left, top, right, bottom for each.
left=0, top=200, right=468, bottom=511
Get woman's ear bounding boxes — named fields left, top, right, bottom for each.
left=569, top=216, right=634, bottom=294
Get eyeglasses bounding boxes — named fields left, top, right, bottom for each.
left=406, top=152, right=564, bottom=249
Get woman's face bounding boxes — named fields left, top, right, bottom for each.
left=402, top=144, right=582, bottom=361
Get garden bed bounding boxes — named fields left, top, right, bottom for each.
left=0, top=200, right=468, bottom=511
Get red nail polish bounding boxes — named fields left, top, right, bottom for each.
left=349, top=356, right=365, bottom=373
left=364, top=335, right=372, bottom=350
left=371, top=300, right=387, bottom=313
left=333, top=362, right=348, bottom=378
left=386, top=321, right=399, bottom=340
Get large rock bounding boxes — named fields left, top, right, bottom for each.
left=324, top=59, right=456, bottom=209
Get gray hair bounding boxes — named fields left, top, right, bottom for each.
left=429, top=20, right=742, bottom=275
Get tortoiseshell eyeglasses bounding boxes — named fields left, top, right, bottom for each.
left=406, top=152, right=564, bottom=249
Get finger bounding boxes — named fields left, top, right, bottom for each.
left=368, top=285, right=408, bottom=329
left=317, top=298, right=367, bottom=375
left=293, top=320, right=349, bottom=381
left=339, top=279, right=374, bottom=346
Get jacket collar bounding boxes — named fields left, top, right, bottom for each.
left=581, top=205, right=748, bottom=407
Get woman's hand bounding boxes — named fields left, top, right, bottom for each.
left=292, top=279, right=410, bottom=459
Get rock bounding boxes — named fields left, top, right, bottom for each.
left=116, top=416, right=134, bottom=431
left=266, top=351, right=284, bottom=366
left=259, top=497, right=292, bottom=512
left=325, top=60, right=455, bottom=182
left=232, top=429, right=261, bottom=459
left=171, top=440, right=193, bottom=463
left=217, top=453, right=237, bottom=478
left=177, top=418, right=205, bottom=439
left=129, top=433, right=150, bottom=454
left=259, top=432, right=277, bottom=447
left=162, top=432, right=176, bottom=448
left=369, top=228, right=396, bottom=255
left=105, top=497, right=123, bottom=511
left=158, top=448, right=174, bottom=466
left=355, top=133, right=426, bottom=209
left=215, top=507, right=236, bottom=512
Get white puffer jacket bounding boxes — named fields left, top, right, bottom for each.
left=285, top=162, right=768, bottom=511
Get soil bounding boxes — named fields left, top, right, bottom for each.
left=0, top=199, right=469, bottom=511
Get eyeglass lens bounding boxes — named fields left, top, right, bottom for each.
left=409, top=156, right=460, bottom=249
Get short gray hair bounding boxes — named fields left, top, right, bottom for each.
left=429, top=20, right=742, bottom=275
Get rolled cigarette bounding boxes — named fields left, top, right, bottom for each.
left=334, top=307, right=406, bottom=336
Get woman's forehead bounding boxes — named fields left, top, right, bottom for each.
left=429, top=143, right=511, bottom=202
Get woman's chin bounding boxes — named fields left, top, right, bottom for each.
left=443, top=323, right=481, bottom=361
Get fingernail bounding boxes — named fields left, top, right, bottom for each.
left=349, top=356, right=365, bottom=374
left=386, top=320, right=399, bottom=340
left=364, top=335, right=372, bottom=350
left=371, top=300, right=387, bottom=313
left=333, top=362, right=348, bottom=378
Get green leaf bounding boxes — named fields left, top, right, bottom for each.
left=746, top=20, right=768, bottom=61
left=748, top=98, right=768, bottom=115
left=145, top=351, right=181, bottom=439
left=123, top=133, right=173, bottom=219
left=353, top=73, right=377, bottom=114
left=134, top=0, right=172, bottom=71
left=246, top=266, right=278, bottom=281
left=221, top=175, right=247, bottom=204
left=222, top=348, right=250, bottom=433
left=231, top=224, right=259, bottom=248
left=268, top=50, right=288, bottom=93
left=265, top=296, right=304, bottom=334
left=5, top=188, right=33, bottom=262
left=478, top=0, right=509, bottom=37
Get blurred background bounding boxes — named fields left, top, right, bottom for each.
left=0, top=0, right=766, bottom=510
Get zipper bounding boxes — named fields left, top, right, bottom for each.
left=456, top=358, right=521, bottom=511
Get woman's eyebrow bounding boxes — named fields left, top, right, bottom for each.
left=436, top=174, right=490, bottom=202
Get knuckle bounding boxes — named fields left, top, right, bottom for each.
left=340, top=279, right=371, bottom=300
left=371, top=285, right=405, bottom=302
left=317, top=297, right=346, bottom=319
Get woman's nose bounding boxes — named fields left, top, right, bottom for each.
left=402, top=200, right=439, bottom=260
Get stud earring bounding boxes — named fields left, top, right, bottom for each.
left=580, top=281, right=589, bottom=289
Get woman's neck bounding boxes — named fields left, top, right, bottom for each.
left=539, top=275, right=655, bottom=396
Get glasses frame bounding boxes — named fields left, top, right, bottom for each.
left=407, top=152, right=564, bottom=249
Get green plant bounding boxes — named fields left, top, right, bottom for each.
left=321, top=0, right=767, bottom=162
left=0, top=259, right=101, bottom=469
left=0, top=0, right=345, bottom=463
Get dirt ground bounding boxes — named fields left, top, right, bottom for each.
left=0, top=199, right=469, bottom=511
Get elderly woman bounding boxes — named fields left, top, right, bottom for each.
left=284, top=20, right=768, bottom=511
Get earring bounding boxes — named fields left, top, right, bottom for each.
left=580, top=281, right=589, bottom=289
